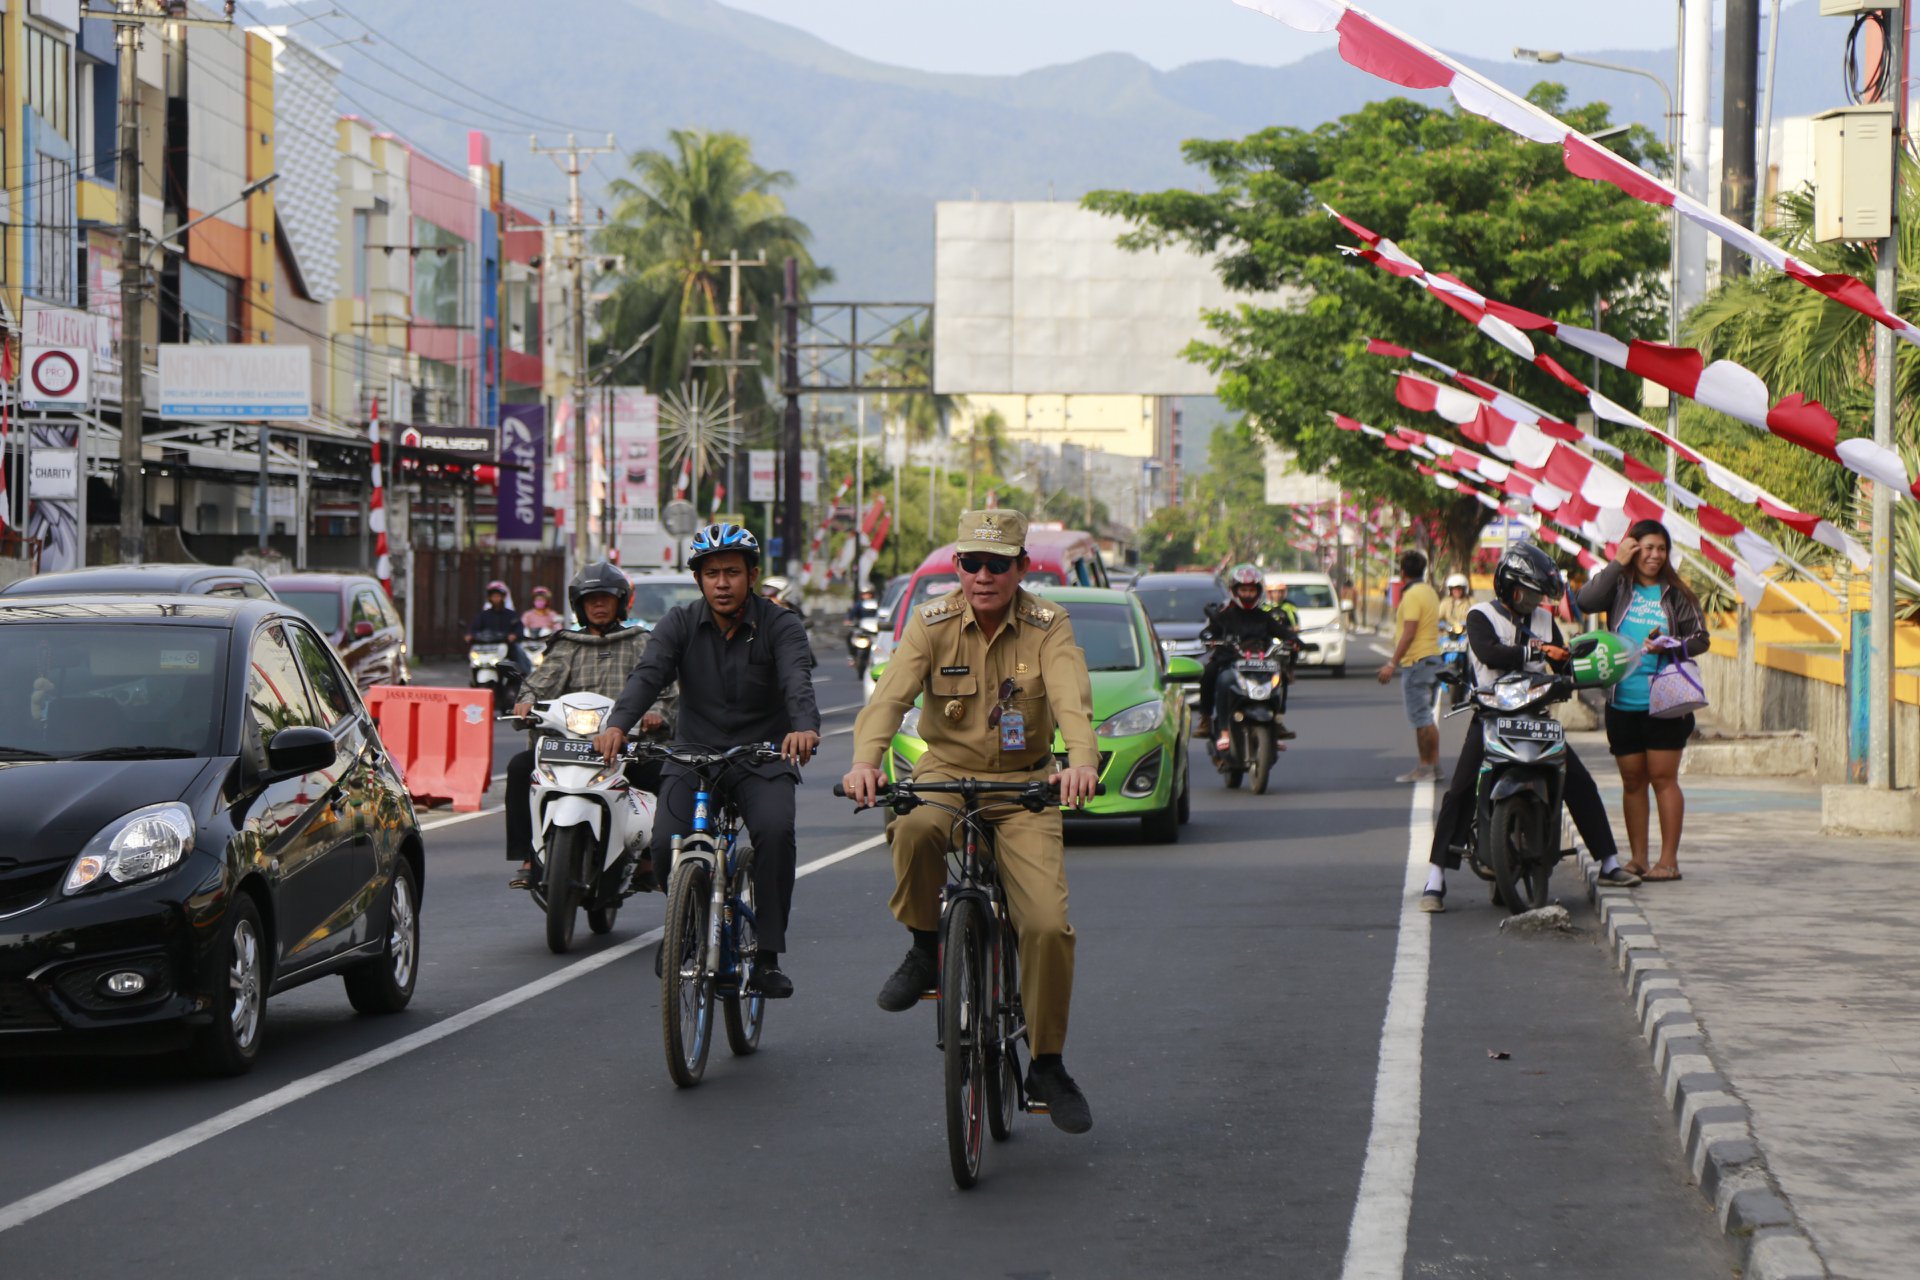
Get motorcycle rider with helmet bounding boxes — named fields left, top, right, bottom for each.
left=503, top=562, right=673, bottom=889
left=1421, top=542, right=1641, bottom=913
left=1197, top=563, right=1299, bottom=752
left=1438, top=572, right=1473, bottom=629
left=465, top=579, right=530, bottom=678
left=594, top=523, right=821, bottom=999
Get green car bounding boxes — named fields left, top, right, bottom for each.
left=882, top=586, right=1203, bottom=842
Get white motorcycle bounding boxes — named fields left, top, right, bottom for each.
left=507, top=691, right=659, bottom=954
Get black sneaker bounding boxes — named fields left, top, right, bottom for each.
left=876, top=947, right=938, bottom=1012
left=1025, top=1058, right=1093, bottom=1134
left=626, top=857, right=655, bottom=895
left=749, top=967, right=794, bottom=999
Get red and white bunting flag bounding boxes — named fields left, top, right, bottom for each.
left=368, top=398, right=391, bottom=596
left=673, top=457, right=693, bottom=501
left=709, top=478, right=726, bottom=520
left=1245, top=0, right=1920, bottom=344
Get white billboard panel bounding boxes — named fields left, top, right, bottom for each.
left=1263, top=441, right=1339, bottom=507
left=934, top=202, right=1294, bottom=396
left=158, top=345, right=311, bottom=419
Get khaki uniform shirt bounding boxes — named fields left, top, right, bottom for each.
left=853, top=587, right=1099, bottom=775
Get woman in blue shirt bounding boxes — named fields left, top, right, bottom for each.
left=1573, top=520, right=1710, bottom=882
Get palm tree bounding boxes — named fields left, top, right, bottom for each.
left=870, top=315, right=957, bottom=445
left=596, top=130, right=830, bottom=418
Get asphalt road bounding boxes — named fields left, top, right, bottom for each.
left=0, top=650, right=1732, bottom=1278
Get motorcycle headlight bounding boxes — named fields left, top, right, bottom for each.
left=64, top=802, right=195, bottom=895
left=898, top=705, right=923, bottom=740
left=564, top=707, right=607, bottom=736
left=1098, top=700, right=1165, bottom=738
left=1492, top=682, right=1537, bottom=711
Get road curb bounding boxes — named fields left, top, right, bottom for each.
left=1579, top=861, right=1829, bottom=1280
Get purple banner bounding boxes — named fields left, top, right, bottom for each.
left=498, top=404, right=546, bottom=544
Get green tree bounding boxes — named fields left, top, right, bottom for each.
left=597, top=129, right=830, bottom=419
left=1085, top=87, right=1670, bottom=565
left=1137, top=426, right=1307, bottom=570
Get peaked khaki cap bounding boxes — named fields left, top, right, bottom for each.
left=955, top=509, right=1028, bottom=555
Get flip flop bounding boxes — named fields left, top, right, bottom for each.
left=1644, top=866, right=1683, bottom=882
left=1623, top=863, right=1651, bottom=879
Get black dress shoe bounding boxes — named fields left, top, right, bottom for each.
left=1025, top=1058, right=1093, bottom=1134
left=749, top=967, right=794, bottom=999
left=876, top=947, right=938, bottom=1012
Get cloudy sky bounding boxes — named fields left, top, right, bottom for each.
left=721, top=0, right=1715, bottom=76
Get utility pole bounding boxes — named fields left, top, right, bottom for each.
left=1722, top=0, right=1760, bottom=276
left=531, top=133, right=615, bottom=569
left=1868, top=7, right=1909, bottom=790
left=99, top=3, right=238, bottom=566
left=780, top=258, right=803, bottom=577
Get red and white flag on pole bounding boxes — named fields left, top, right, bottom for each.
left=369, top=398, right=391, bottom=596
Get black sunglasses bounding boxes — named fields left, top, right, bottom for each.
left=988, top=678, right=1019, bottom=728
left=957, top=554, right=1017, bottom=576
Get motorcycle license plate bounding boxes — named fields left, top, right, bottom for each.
left=537, top=737, right=604, bottom=766
left=1495, top=717, right=1563, bottom=743
left=1237, top=660, right=1278, bottom=673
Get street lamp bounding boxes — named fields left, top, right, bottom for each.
left=1515, top=47, right=1683, bottom=478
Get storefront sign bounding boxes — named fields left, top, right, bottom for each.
left=28, top=448, right=79, bottom=499
left=21, top=345, right=89, bottom=407
left=158, top=344, right=311, bottom=420
left=498, top=404, right=545, bottom=544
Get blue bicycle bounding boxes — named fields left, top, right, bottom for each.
left=636, top=741, right=782, bottom=1088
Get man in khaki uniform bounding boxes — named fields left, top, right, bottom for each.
left=842, top=509, right=1099, bottom=1134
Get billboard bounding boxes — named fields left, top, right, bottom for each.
left=158, top=345, right=311, bottom=420
left=933, top=202, right=1294, bottom=396
left=610, top=388, right=661, bottom=537
left=1263, top=441, right=1339, bottom=507
left=498, top=404, right=545, bottom=544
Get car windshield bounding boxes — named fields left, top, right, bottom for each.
left=630, top=580, right=702, bottom=624
left=0, top=623, right=228, bottom=758
left=880, top=576, right=910, bottom=613
left=1133, top=582, right=1224, bottom=624
left=277, top=589, right=342, bottom=634
left=908, top=574, right=960, bottom=613
left=1066, top=602, right=1145, bottom=672
left=1286, top=583, right=1337, bottom=609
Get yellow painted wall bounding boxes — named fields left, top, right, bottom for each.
left=952, top=393, right=1160, bottom=457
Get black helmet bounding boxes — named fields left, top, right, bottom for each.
left=1492, top=541, right=1565, bottom=611
left=568, top=560, right=631, bottom=626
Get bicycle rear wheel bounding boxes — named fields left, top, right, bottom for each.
left=985, top=915, right=1019, bottom=1143
left=942, top=898, right=989, bottom=1189
left=661, top=860, right=714, bottom=1087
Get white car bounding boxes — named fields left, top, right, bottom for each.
left=1266, top=572, right=1348, bottom=676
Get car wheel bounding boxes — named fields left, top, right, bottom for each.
left=1176, top=766, right=1191, bottom=825
left=1141, top=791, right=1179, bottom=843
left=194, top=894, right=267, bottom=1077
left=344, top=859, right=420, bottom=1015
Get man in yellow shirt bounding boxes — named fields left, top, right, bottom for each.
left=1375, top=550, right=1444, bottom=782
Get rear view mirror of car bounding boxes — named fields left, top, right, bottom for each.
left=267, top=726, right=337, bottom=777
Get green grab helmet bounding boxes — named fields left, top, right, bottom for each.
left=1566, top=629, right=1638, bottom=690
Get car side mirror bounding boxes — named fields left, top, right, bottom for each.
left=352, top=620, right=375, bottom=639
left=266, top=726, right=336, bottom=777
left=1163, top=655, right=1205, bottom=683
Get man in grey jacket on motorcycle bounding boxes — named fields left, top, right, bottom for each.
left=505, top=561, right=673, bottom=889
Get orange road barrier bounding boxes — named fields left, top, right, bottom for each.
left=364, top=685, right=496, bottom=812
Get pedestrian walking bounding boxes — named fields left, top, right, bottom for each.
left=1573, top=519, right=1709, bottom=882
left=1376, top=549, right=1445, bottom=782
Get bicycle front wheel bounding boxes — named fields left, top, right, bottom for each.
left=942, top=898, right=989, bottom=1189
left=661, top=860, right=714, bottom=1087
left=724, top=875, right=764, bottom=1056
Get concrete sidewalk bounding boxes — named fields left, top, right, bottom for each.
left=1576, top=742, right=1920, bottom=1280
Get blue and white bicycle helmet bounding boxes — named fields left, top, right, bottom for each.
left=686, top=522, right=761, bottom=571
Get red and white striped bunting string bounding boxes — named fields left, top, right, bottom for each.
left=802, top=475, right=856, bottom=589
left=1327, top=202, right=1920, bottom=501
left=1237, top=0, right=1920, bottom=345
left=368, top=399, right=391, bottom=596
left=1332, top=412, right=1845, bottom=637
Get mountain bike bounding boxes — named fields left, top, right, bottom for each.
left=639, top=741, right=783, bottom=1087
left=836, top=775, right=1101, bottom=1188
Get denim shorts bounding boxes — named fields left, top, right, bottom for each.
left=1401, top=654, right=1447, bottom=729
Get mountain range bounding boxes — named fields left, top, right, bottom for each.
left=310, top=0, right=1852, bottom=302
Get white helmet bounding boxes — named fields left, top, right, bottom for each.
left=1444, top=573, right=1470, bottom=592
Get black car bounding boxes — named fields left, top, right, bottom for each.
left=1129, top=571, right=1227, bottom=663
left=0, top=596, right=423, bottom=1074
left=1, top=563, right=278, bottom=600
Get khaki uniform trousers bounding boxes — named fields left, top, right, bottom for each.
left=887, top=763, right=1075, bottom=1055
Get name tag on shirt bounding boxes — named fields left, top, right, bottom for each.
left=940, top=665, right=971, bottom=676
left=999, top=708, right=1027, bottom=752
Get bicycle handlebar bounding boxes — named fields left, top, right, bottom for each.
left=630, top=740, right=784, bottom=769
left=832, top=778, right=1106, bottom=812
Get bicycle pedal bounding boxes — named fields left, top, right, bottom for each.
left=917, top=989, right=939, bottom=1002
left=1023, top=1100, right=1050, bottom=1115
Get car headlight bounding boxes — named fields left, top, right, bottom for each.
left=564, top=707, right=606, bottom=736
left=64, top=802, right=195, bottom=895
left=898, top=705, right=923, bottom=740
left=1098, top=700, right=1165, bottom=738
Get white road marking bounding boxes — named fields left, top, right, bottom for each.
left=419, top=806, right=505, bottom=831
left=1339, top=778, right=1435, bottom=1280
left=817, top=701, right=865, bottom=716
left=0, top=831, right=889, bottom=1236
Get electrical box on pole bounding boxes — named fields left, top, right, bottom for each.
left=1820, top=0, right=1896, bottom=14
left=1812, top=104, right=1897, bottom=240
